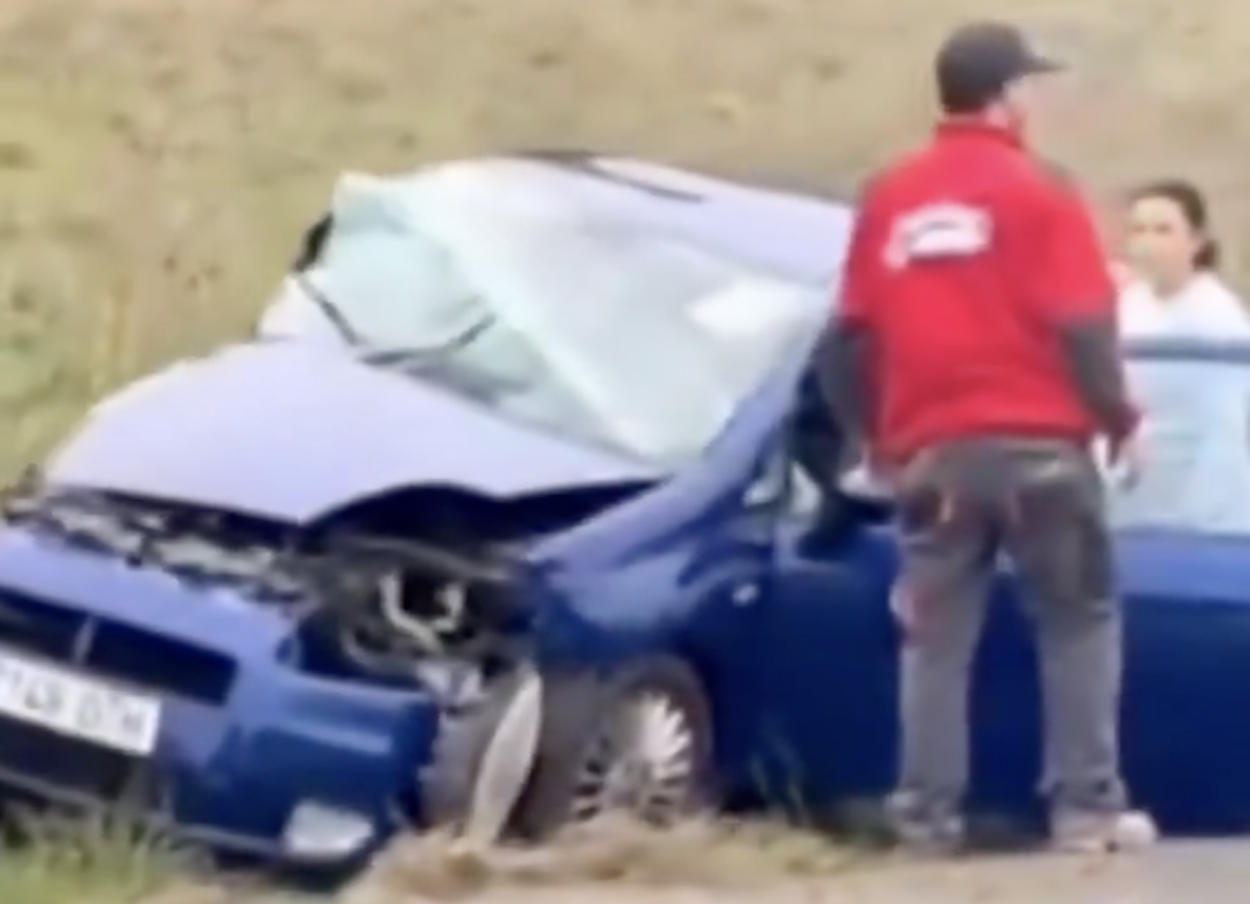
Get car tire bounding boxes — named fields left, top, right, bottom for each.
left=509, top=654, right=714, bottom=841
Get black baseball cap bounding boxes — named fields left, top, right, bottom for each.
left=935, top=21, right=1062, bottom=114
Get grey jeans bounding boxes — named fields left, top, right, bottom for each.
left=890, top=437, right=1126, bottom=819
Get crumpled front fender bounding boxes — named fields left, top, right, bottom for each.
left=529, top=552, right=706, bottom=668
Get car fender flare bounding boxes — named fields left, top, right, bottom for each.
left=532, top=555, right=720, bottom=669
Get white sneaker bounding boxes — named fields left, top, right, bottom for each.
left=1050, top=808, right=1159, bottom=854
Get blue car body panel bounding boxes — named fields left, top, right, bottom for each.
left=748, top=525, right=1250, bottom=831
left=529, top=334, right=810, bottom=668
left=0, top=528, right=437, bottom=860
left=0, top=154, right=1247, bottom=868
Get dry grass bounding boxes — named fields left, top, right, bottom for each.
left=3, top=811, right=189, bottom=904
left=0, top=0, right=1247, bottom=899
left=349, top=819, right=870, bottom=902
left=0, top=816, right=878, bottom=904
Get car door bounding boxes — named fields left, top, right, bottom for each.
left=748, top=495, right=1250, bottom=829
left=711, top=364, right=900, bottom=810
left=744, top=501, right=1046, bottom=814
left=1111, top=529, right=1250, bottom=833
left=728, top=355, right=1033, bottom=816
left=741, top=495, right=898, bottom=812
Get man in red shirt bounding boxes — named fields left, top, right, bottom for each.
left=822, top=21, right=1154, bottom=854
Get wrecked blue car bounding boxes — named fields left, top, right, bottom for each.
left=0, top=152, right=1247, bottom=868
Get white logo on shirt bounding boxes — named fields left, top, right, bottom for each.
left=883, top=203, right=992, bottom=270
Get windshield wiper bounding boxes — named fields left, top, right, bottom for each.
left=357, top=312, right=495, bottom=370
left=288, top=271, right=497, bottom=376
left=292, top=273, right=362, bottom=345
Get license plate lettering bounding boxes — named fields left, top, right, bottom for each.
left=21, top=677, right=66, bottom=714
left=0, top=652, right=161, bottom=756
left=74, top=691, right=107, bottom=733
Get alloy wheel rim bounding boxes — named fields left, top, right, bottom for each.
left=568, top=690, right=697, bottom=825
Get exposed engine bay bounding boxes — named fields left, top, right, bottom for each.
left=0, top=481, right=549, bottom=702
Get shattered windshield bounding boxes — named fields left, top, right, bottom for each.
left=1109, top=340, right=1250, bottom=535
left=259, top=162, right=825, bottom=465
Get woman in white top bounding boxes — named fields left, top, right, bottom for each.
left=1118, top=179, right=1250, bottom=337
left=1111, top=180, right=1250, bottom=533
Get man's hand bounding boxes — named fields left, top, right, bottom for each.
left=1115, top=428, right=1146, bottom=485
left=1104, top=425, right=1146, bottom=488
left=838, top=453, right=896, bottom=501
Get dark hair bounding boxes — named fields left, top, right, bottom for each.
left=1131, top=178, right=1221, bottom=271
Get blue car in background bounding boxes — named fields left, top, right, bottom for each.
left=0, top=151, right=1247, bottom=868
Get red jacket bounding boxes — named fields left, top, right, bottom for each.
left=829, top=118, right=1137, bottom=465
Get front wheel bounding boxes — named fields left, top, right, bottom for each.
left=509, top=654, right=715, bottom=840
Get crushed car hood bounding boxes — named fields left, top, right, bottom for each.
left=43, top=342, right=660, bottom=524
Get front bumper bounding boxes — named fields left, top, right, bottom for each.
left=0, top=692, right=438, bottom=866
left=0, top=528, right=441, bottom=866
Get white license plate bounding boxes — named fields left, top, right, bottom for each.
left=0, top=651, right=161, bottom=756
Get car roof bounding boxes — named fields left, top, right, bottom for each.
left=508, top=151, right=855, bottom=288
left=302, top=152, right=855, bottom=293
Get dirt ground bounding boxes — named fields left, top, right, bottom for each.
left=1, top=0, right=1250, bottom=900
left=132, top=829, right=1250, bottom=904
left=352, top=840, right=1250, bottom=904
